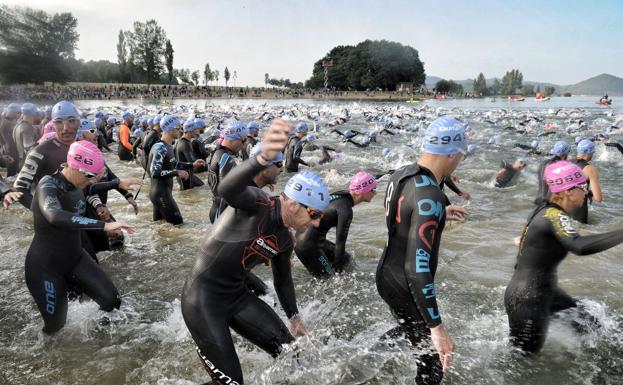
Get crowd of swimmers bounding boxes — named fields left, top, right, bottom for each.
left=1, top=99, right=623, bottom=385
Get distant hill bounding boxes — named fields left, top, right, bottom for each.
left=559, top=73, right=623, bottom=96
left=425, top=73, right=623, bottom=95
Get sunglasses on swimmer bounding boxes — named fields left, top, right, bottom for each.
left=78, top=169, right=98, bottom=179
left=570, top=183, right=589, bottom=193
left=299, top=203, right=324, bottom=220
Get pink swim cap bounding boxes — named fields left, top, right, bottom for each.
left=43, top=121, right=55, bottom=135
left=67, top=140, right=104, bottom=175
left=349, top=172, right=377, bottom=195
left=544, top=160, right=587, bottom=193
left=37, top=131, right=56, bottom=144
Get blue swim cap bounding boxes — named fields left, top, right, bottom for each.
left=422, top=116, right=468, bottom=155
left=306, top=133, right=316, bottom=143
left=531, top=139, right=539, bottom=149
left=6, top=103, right=21, bottom=114
left=183, top=119, right=196, bottom=133
left=77, top=119, right=97, bottom=138
left=132, top=128, right=143, bottom=138
left=246, top=121, right=260, bottom=132
left=577, top=139, right=595, bottom=155
left=467, top=144, right=477, bottom=156
left=295, top=122, right=309, bottom=133
left=194, top=118, right=206, bottom=129
left=382, top=148, right=391, bottom=157
left=94, top=111, right=105, bottom=119
left=362, top=137, right=371, bottom=145
left=369, top=130, right=378, bottom=138
left=146, top=117, right=154, bottom=126
left=160, top=115, right=180, bottom=132
left=106, top=117, right=116, bottom=125
left=284, top=171, right=330, bottom=211
left=550, top=140, right=570, bottom=156
left=223, top=119, right=247, bottom=141
left=94, top=118, right=104, bottom=127
left=574, top=136, right=584, bottom=144
left=153, top=114, right=162, bottom=125
left=121, top=111, right=134, bottom=121
left=21, top=103, right=38, bottom=117
left=52, top=101, right=79, bottom=120
left=249, top=142, right=283, bottom=165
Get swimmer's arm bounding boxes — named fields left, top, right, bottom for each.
left=104, top=166, right=130, bottom=198
left=333, top=210, right=353, bottom=271
left=550, top=214, right=623, bottom=255
left=583, top=165, right=602, bottom=202
left=120, top=126, right=133, bottom=151
left=131, top=135, right=142, bottom=156
left=605, top=142, right=623, bottom=155
left=84, top=179, right=121, bottom=195
left=444, top=177, right=462, bottom=196
left=272, top=251, right=299, bottom=319
left=38, top=183, right=105, bottom=230
left=217, top=156, right=267, bottom=211
left=293, top=143, right=309, bottom=167
left=404, top=201, right=442, bottom=328
left=13, top=148, right=45, bottom=209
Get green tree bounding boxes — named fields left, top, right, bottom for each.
left=117, top=30, right=128, bottom=82
left=126, top=19, right=167, bottom=85
left=214, top=70, right=220, bottom=85
left=204, top=63, right=211, bottom=86
left=224, top=67, right=230, bottom=87
left=489, top=78, right=501, bottom=95
left=520, top=83, right=535, bottom=96
left=306, top=40, right=425, bottom=91
left=264, top=73, right=269, bottom=87
left=191, top=70, right=199, bottom=86
left=500, top=69, right=523, bottom=95
left=544, top=86, right=556, bottom=96
left=0, top=5, right=79, bottom=83
left=165, top=39, right=174, bottom=84
left=472, top=73, right=487, bottom=96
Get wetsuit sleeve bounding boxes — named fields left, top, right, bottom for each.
left=150, top=144, right=177, bottom=179
left=84, top=179, right=120, bottom=196
left=217, top=157, right=267, bottom=212
left=105, top=166, right=131, bottom=198
left=346, top=138, right=365, bottom=148
left=131, top=135, right=142, bottom=156
left=271, top=250, right=299, bottom=318
left=444, top=178, right=462, bottom=196
left=547, top=211, right=623, bottom=255
left=605, top=142, right=623, bottom=155
left=120, top=126, right=133, bottom=151
left=0, top=178, right=10, bottom=197
left=18, top=124, right=36, bottom=154
left=404, top=185, right=443, bottom=328
left=37, top=180, right=105, bottom=230
left=293, top=142, right=309, bottom=167
left=192, top=139, right=209, bottom=160
left=333, top=205, right=353, bottom=268
left=13, top=147, right=46, bottom=208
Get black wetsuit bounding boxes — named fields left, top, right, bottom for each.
left=181, top=157, right=298, bottom=385
left=605, top=142, right=623, bottom=155
left=13, top=120, right=37, bottom=171
left=536, top=156, right=562, bottom=203
left=0, top=116, right=19, bottom=176
left=504, top=202, right=623, bottom=353
left=495, top=161, right=520, bottom=188
left=376, top=163, right=446, bottom=385
left=25, top=171, right=121, bottom=334
left=568, top=159, right=592, bottom=224
left=173, top=137, right=205, bottom=190
left=191, top=136, right=209, bottom=162
left=207, top=145, right=238, bottom=223
left=346, top=138, right=370, bottom=148
left=284, top=136, right=309, bottom=173
left=240, top=135, right=258, bottom=160
left=319, top=146, right=336, bottom=165
left=148, top=141, right=193, bottom=224
left=294, top=191, right=354, bottom=277
left=14, top=138, right=71, bottom=209
left=134, top=128, right=161, bottom=170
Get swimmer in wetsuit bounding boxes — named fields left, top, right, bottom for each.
left=148, top=116, right=205, bottom=225
left=207, top=119, right=247, bottom=223
left=605, top=141, right=623, bottom=155
left=569, top=140, right=602, bottom=224
left=181, top=120, right=329, bottom=385
left=294, top=172, right=377, bottom=277
left=12, top=103, right=39, bottom=171
left=117, top=111, right=135, bottom=162
left=25, top=141, right=134, bottom=334
left=377, top=116, right=471, bottom=384
left=495, top=158, right=527, bottom=188
left=535, top=140, right=569, bottom=203
left=240, top=121, right=260, bottom=160
left=0, top=103, right=21, bottom=176
left=505, top=160, right=623, bottom=353
left=191, top=118, right=210, bottom=163
left=284, top=122, right=310, bottom=173
left=173, top=119, right=206, bottom=191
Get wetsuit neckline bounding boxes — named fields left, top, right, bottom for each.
left=53, top=169, right=76, bottom=191
left=218, top=144, right=236, bottom=154
left=330, top=190, right=354, bottom=206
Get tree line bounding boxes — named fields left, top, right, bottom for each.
left=466, top=69, right=555, bottom=97
left=0, top=5, right=238, bottom=87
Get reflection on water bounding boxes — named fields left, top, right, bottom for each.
left=0, top=98, right=622, bottom=384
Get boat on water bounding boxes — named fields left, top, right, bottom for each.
left=406, top=99, right=422, bottom=104
left=507, top=96, right=525, bottom=101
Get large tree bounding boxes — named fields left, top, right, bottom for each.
left=116, top=30, right=128, bottom=82
left=500, top=69, right=523, bottom=95
left=204, top=63, right=211, bottom=86
left=0, top=5, right=79, bottom=83
left=306, top=40, right=425, bottom=91
left=191, top=70, right=199, bottom=86
left=224, top=67, right=230, bottom=87
left=165, top=39, right=174, bottom=85
left=125, top=19, right=167, bottom=85
left=472, top=73, right=487, bottom=96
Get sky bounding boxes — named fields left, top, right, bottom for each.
left=4, top=0, right=622, bottom=86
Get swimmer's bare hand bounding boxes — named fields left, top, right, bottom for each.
left=96, top=206, right=112, bottom=221
left=513, top=236, right=521, bottom=247
left=451, top=175, right=460, bottom=183
left=177, top=170, right=189, bottom=180
left=104, top=221, right=135, bottom=235
left=258, top=119, right=291, bottom=165
left=118, top=177, right=143, bottom=191
left=446, top=205, right=468, bottom=221
left=193, top=159, right=206, bottom=169
left=2, top=191, right=22, bottom=208
left=459, top=191, right=471, bottom=200
left=289, top=315, right=306, bottom=337
left=430, top=324, right=455, bottom=372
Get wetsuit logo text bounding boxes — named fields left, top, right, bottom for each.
left=44, top=280, right=55, bottom=315
left=197, top=348, right=240, bottom=385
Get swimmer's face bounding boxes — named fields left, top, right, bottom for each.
left=360, top=189, right=376, bottom=203
left=567, top=183, right=588, bottom=207
left=446, top=152, right=464, bottom=176
left=54, top=117, right=80, bottom=144
left=285, top=200, right=321, bottom=233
